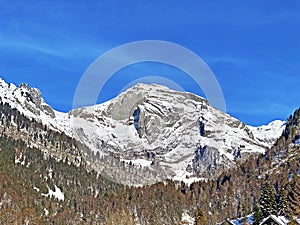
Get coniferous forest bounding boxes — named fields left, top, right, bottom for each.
left=0, top=101, right=300, bottom=224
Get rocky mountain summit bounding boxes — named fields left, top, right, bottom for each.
left=0, top=78, right=55, bottom=119
left=0, top=78, right=285, bottom=185
left=69, top=84, right=285, bottom=184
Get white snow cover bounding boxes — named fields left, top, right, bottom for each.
left=173, top=170, right=207, bottom=186
left=258, top=215, right=287, bottom=225
left=247, top=120, right=286, bottom=148
left=230, top=214, right=290, bottom=225
left=0, top=78, right=286, bottom=184
left=68, top=83, right=285, bottom=182
left=44, top=208, right=49, bottom=216
left=121, top=159, right=153, bottom=167
left=42, top=185, right=64, bottom=201
left=33, top=187, right=40, bottom=192
left=0, top=78, right=70, bottom=134
left=231, top=214, right=254, bottom=225
left=181, top=212, right=194, bottom=225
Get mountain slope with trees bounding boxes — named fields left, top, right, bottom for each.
left=0, top=79, right=299, bottom=224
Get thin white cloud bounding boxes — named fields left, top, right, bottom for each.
left=0, top=36, right=105, bottom=59
left=3, top=42, right=62, bottom=56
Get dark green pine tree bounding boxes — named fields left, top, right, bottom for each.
left=278, top=187, right=289, bottom=216
left=253, top=206, right=264, bottom=225
left=259, top=182, right=277, bottom=217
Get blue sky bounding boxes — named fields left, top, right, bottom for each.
left=0, top=0, right=299, bottom=125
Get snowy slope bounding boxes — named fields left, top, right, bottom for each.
left=0, top=78, right=70, bottom=133
left=0, top=78, right=286, bottom=185
left=247, top=120, right=285, bottom=148
left=69, top=83, right=285, bottom=184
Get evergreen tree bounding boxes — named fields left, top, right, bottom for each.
left=253, top=206, right=264, bottom=225
left=259, top=182, right=277, bottom=217
left=278, top=187, right=289, bottom=216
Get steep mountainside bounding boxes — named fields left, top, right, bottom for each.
left=209, top=108, right=300, bottom=224
left=0, top=135, right=193, bottom=225
left=0, top=78, right=285, bottom=185
left=0, top=77, right=298, bottom=224
left=69, top=84, right=284, bottom=184
left=0, top=107, right=297, bottom=224
left=247, top=120, right=285, bottom=147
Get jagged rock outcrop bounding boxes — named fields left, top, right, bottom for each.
left=69, top=84, right=285, bottom=184
left=0, top=78, right=286, bottom=185
left=0, top=79, right=55, bottom=119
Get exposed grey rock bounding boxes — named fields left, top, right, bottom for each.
left=70, top=83, right=283, bottom=185
left=0, top=78, right=285, bottom=186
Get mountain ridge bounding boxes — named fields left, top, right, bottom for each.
left=0, top=77, right=285, bottom=185
left=1, top=77, right=299, bottom=224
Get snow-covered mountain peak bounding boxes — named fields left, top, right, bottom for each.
left=0, top=78, right=9, bottom=88
left=247, top=120, right=285, bottom=148
left=128, top=83, right=207, bottom=101
left=0, top=77, right=287, bottom=185
left=70, top=82, right=285, bottom=184
left=123, top=82, right=181, bottom=93
left=0, top=78, right=17, bottom=91
left=103, top=83, right=209, bottom=121
left=0, top=78, right=56, bottom=120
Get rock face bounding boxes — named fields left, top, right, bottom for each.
left=0, top=78, right=286, bottom=185
left=69, top=84, right=285, bottom=185
left=0, top=79, right=55, bottom=119
left=192, top=145, right=231, bottom=177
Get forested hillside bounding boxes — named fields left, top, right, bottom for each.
left=0, top=135, right=195, bottom=224
left=0, top=97, right=299, bottom=224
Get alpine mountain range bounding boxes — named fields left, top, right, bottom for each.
left=0, top=78, right=285, bottom=185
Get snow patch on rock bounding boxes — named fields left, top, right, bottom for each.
left=42, top=185, right=64, bottom=201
